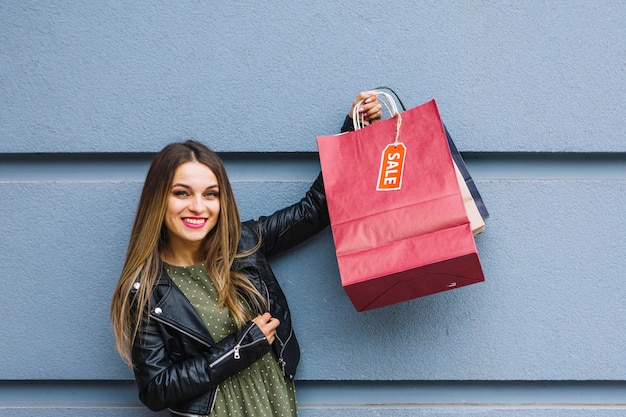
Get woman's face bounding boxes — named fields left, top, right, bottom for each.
left=163, top=161, right=221, bottom=253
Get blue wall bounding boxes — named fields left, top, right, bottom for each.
left=1, top=1, right=625, bottom=415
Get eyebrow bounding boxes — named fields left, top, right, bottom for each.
left=171, top=183, right=219, bottom=190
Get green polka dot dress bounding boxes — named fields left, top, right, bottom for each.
left=165, top=262, right=298, bottom=417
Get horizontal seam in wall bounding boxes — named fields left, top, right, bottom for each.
left=1, top=152, right=625, bottom=181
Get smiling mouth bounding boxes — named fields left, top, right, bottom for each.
left=182, top=217, right=206, bottom=226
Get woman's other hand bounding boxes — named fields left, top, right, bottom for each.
left=252, top=312, right=280, bottom=345
left=350, top=91, right=383, bottom=123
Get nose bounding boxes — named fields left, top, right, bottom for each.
left=188, top=195, right=204, bottom=213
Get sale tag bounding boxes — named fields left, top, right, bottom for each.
left=377, top=143, right=406, bottom=191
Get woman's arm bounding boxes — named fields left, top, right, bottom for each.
left=131, top=310, right=271, bottom=411
left=252, top=171, right=329, bottom=259
left=253, top=91, right=382, bottom=258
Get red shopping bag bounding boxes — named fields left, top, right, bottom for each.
left=317, top=97, right=484, bottom=311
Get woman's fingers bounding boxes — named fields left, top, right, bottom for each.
left=351, top=91, right=383, bottom=123
left=253, top=313, right=280, bottom=345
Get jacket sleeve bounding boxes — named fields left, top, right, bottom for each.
left=251, top=116, right=353, bottom=258
left=254, top=172, right=329, bottom=259
left=341, top=114, right=355, bottom=133
left=131, top=311, right=271, bottom=412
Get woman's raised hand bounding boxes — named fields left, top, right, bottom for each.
left=350, top=91, right=383, bottom=123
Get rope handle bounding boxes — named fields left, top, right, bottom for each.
left=351, top=90, right=403, bottom=145
left=373, top=86, right=407, bottom=111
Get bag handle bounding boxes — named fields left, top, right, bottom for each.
left=373, top=86, right=407, bottom=111
left=352, top=90, right=403, bottom=145
left=351, top=90, right=400, bottom=129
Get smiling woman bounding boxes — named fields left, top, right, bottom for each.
left=162, top=161, right=221, bottom=266
left=108, top=92, right=383, bottom=417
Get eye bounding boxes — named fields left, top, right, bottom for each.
left=204, top=190, right=219, bottom=199
left=172, top=190, right=189, bottom=198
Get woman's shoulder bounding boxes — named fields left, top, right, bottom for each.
left=129, top=262, right=171, bottom=298
left=241, top=219, right=259, bottom=236
left=240, top=220, right=262, bottom=249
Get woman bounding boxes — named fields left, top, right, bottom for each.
left=110, top=91, right=382, bottom=416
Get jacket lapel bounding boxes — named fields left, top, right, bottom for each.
left=152, top=264, right=215, bottom=347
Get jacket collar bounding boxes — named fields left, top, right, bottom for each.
left=149, top=262, right=216, bottom=347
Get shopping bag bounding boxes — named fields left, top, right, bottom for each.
left=445, top=126, right=490, bottom=221
left=454, top=162, right=485, bottom=235
left=317, top=93, right=484, bottom=311
left=351, top=90, right=488, bottom=236
left=376, top=86, right=489, bottom=223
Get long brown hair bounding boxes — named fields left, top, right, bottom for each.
left=110, top=140, right=265, bottom=366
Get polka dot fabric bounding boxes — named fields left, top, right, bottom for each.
left=166, top=262, right=298, bottom=417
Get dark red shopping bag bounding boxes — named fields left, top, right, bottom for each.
left=317, top=98, right=484, bottom=311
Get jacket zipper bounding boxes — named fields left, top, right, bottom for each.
left=261, top=280, right=293, bottom=377
left=275, top=326, right=293, bottom=375
left=149, top=313, right=212, bottom=348
left=208, top=324, right=267, bottom=368
left=168, top=409, right=210, bottom=417
left=261, top=280, right=271, bottom=307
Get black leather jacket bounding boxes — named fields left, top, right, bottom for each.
left=130, top=173, right=329, bottom=416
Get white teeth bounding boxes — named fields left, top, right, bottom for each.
left=184, top=218, right=205, bottom=225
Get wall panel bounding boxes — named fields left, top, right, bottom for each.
left=1, top=0, right=625, bottom=415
